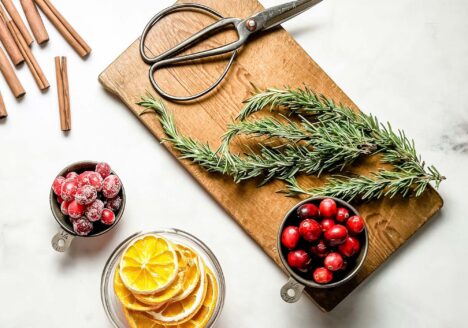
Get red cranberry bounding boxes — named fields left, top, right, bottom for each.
left=77, top=171, right=103, bottom=191
left=313, top=267, right=333, bottom=284
left=106, top=196, right=122, bottom=211
left=320, top=219, right=335, bottom=232
left=52, top=176, right=65, bottom=196
left=346, top=215, right=365, bottom=234
left=287, top=250, right=311, bottom=272
left=75, top=185, right=97, bottom=205
left=73, top=218, right=93, bottom=236
left=61, top=178, right=78, bottom=202
left=281, top=226, right=300, bottom=249
left=101, top=209, right=116, bottom=225
left=336, top=208, right=350, bottom=223
left=60, top=200, right=71, bottom=215
left=96, top=162, right=111, bottom=179
left=85, top=199, right=104, bottom=222
left=324, top=252, right=344, bottom=271
left=297, top=203, right=319, bottom=220
left=68, top=200, right=85, bottom=219
left=77, top=171, right=93, bottom=187
left=57, top=196, right=64, bottom=204
left=338, top=236, right=361, bottom=257
left=66, top=172, right=78, bottom=180
left=102, top=175, right=121, bottom=199
left=299, top=219, right=322, bottom=242
left=310, top=240, right=329, bottom=258
left=319, top=198, right=337, bottom=218
left=324, top=224, right=348, bottom=246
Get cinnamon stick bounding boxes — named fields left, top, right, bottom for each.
left=55, top=56, right=70, bottom=131
left=0, top=91, right=7, bottom=119
left=9, top=20, right=48, bottom=90
left=1, top=0, right=33, bottom=46
left=0, top=15, right=23, bottom=65
left=20, top=0, right=48, bottom=44
left=34, top=0, right=91, bottom=58
left=0, top=46, right=25, bottom=97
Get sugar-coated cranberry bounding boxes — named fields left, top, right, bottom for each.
left=68, top=200, right=85, bottom=219
left=102, top=175, right=121, bottom=199
left=338, top=236, right=361, bottom=257
left=346, top=215, right=365, bottom=234
left=324, top=252, right=344, bottom=271
left=52, top=176, right=65, bottom=196
left=73, top=218, right=93, bottom=236
left=77, top=171, right=93, bottom=187
left=324, top=224, right=348, bottom=246
left=313, top=267, right=333, bottom=284
left=310, top=240, right=329, bottom=258
left=66, top=172, right=78, bottom=180
left=106, top=196, right=122, bottom=211
left=297, top=203, right=319, bottom=220
left=320, top=219, right=335, bottom=232
left=299, top=219, right=322, bottom=242
left=101, top=209, right=116, bottom=225
left=85, top=199, right=104, bottom=222
left=336, top=208, right=350, bottom=223
left=87, top=172, right=103, bottom=191
left=61, top=178, right=78, bottom=201
left=60, top=200, right=71, bottom=215
left=57, top=196, right=64, bottom=204
left=287, top=250, right=311, bottom=272
left=75, top=185, right=97, bottom=205
left=96, top=162, right=111, bottom=179
left=319, top=198, right=337, bottom=218
left=281, top=226, right=300, bottom=249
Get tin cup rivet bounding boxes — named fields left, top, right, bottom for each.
left=246, top=19, right=257, bottom=31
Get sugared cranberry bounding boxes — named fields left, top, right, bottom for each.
left=336, top=208, right=350, bottom=223
left=346, top=215, right=365, bottom=234
left=85, top=199, right=104, bottom=222
left=313, top=267, right=333, bottom=284
left=96, top=162, right=111, bottom=179
left=66, top=172, right=78, bottom=180
left=287, top=250, right=311, bottom=272
left=324, top=224, right=348, bottom=246
left=299, top=219, right=321, bottom=242
left=338, top=236, right=361, bottom=257
left=102, top=175, right=121, bottom=199
left=281, top=226, right=300, bottom=249
left=320, top=219, right=335, bottom=232
left=77, top=171, right=103, bottom=191
left=297, top=203, right=319, bottom=220
left=57, top=196, right=64, bottom=204
left=324, top=252, right=344, bottom=271
left=68, top=200, right=85, bottom=219
left=77, top=171, right=93, bottom=187
left=106, top=196, right=122, bottom=211
left=101, top=209, right=116, bottom=225
left=52, top=176, right=65, bottom=196
left=60, top=200, right=71, bottom=215
left=75, top=185, right=97, bottom=205
left=319, top=198, right=337, bottom=218
left=61, top=178, right=78, bottom=201
left=310, top=240, right=329, bottom=258
left=73, top=218, right=93, bottom=236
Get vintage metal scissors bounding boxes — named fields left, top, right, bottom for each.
left=140, top=0, right=323, bottom=101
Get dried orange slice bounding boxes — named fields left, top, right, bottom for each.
left=120, top=235, right=178, bottom=295
left=172, top=244, right=201, bottom=301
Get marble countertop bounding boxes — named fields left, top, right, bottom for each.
left=0, top=0, right=467, bottom=327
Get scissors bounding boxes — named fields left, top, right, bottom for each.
left=140, top=0, right=323, bottom=102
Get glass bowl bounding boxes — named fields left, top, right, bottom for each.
left=101, top=229, right=225, bottom=327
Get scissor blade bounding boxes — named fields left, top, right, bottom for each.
left=258, top=0, right=322, bottom=31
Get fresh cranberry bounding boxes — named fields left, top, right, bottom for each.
left=324, top=224, right=348, bottom=246
left=287, top=250, right=311, bottom=272
left=324, top=252, right=344, bottom=271
left=85, top=199, right=104, bottom=222
left=281, top=226, right=300, bottom=249
left=75, top=185, right=97, bottom=205
left=66, top=172, right=78, bottom=180
left=96, top=162, right=111, bottom=179
left=73, top=218, right=93, bottom=236
left=61, top=178, right=78, bottom=201
left=68, top=200, right=85, bottom=219
left=101, top=209, right=116, bottom=225
left=52, top=176, right=65, bottom=196
left=60, top=200, right=71, bottom=215
left=319, top=198, right=337, bottom=218
left=310, top=240, right=329, bottom=258
left=106, top=196, right=122, bottom=211
left=336, top=208, right=350, bottom=223
left=297, top=203, right=319, bottom=220
left=299, top=219, right=322, bottom=242
left=313, top=267, right=333, bottom=284
left=320, top=219, right=335, bottom=232
left=338, top=236, right=361, bottom=257
left=102, top=175, right=121, bottom=199
left=346, top=215, right=365, bottom=234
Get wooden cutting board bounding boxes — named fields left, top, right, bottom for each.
left=99, top=0, right=443, bottom=311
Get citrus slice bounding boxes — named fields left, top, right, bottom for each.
left=120, top=234, right=178, bottom=295
left=172, top=244, right=201, bottom=302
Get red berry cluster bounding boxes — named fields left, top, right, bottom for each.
left=52, top=162, right=122, bottom=236
left=280, top=198, right=365, bottom=285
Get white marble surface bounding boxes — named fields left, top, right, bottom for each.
left=0, top=0, right=467, bottom=327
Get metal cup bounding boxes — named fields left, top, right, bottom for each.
left=278, top=196, right=368, bottom=303
left=50, top=161, right=126, bottom=252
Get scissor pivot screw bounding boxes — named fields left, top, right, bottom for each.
left=246, top=19, right=257, bottom=31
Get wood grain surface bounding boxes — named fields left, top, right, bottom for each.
left=99, top=0, right=443, bottom=311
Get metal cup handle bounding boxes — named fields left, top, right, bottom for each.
left=280, top=277, right=305, bottom=303
left=51, top=230, right=75, bottom=252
